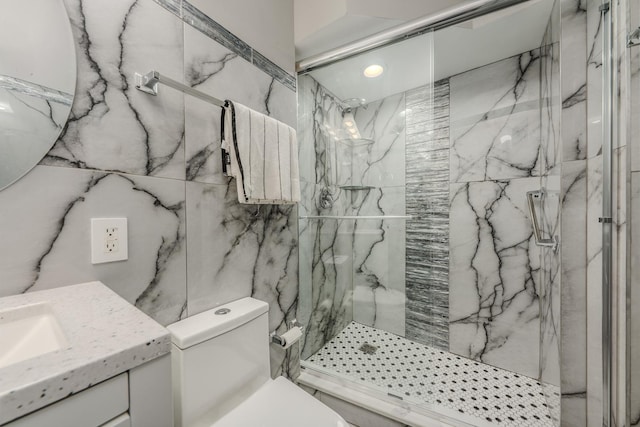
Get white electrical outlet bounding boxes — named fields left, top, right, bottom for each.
left=91, top=218, right=128, bottom=264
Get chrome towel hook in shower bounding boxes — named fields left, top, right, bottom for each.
left=526, top=190, right=559, bottom=252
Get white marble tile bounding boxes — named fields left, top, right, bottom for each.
left=299, top=182, right=407, bottom=347
left=352, top=285, right=405, bottom=337
left=187, top=0, right=294, bottom=74
left=559, top=1, right=589, bottom=424
left=561, top=0, right=588, bottom=161
left=450, top=51, right=542, bottom=183
left=559, top=160, right=588, bottom=420
left=626, top=1, right=640, bottom=419
left=540, top=174, right=560, bottom=388
left=540, top=42, right=562, bottom=175
left=449, top=177, right=541, bottom=378
left=299, top=217, right=355, bottom=360
left=351, top=93, right=406, bottom=188
left=586, top=0, right=603, bottom=159
left=586, top=155, right=603, bottom=427
left=612, top=145, right=627, bottom=425
left=45, top=0, right=185, bottom=179
left=297, top=75, right=346, bottom=186
left=0, top=165, right=187, bottom=325
left=185, top=181, right=298, bottom=325
left=352, top=214, right=406, bottom=336
left=183, top=24, right=295, bottom=184
left=298, top=71, right=409, bottom=354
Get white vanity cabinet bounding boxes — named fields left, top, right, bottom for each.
left=3, top=355, right=172, bottom=427
left=0, top=283, right=175, bottom=427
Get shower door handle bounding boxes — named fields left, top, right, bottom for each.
left=526, top=190, right=559, bottom=252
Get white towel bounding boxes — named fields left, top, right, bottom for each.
left=221, top=101, right=300, bottom=204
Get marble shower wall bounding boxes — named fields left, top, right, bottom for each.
left=558, top=0, right=631, bottom=423
left=350, top=94, right=406, bottom=336
left=539, top=4, right=562, bottom=423
left=0, top=0, right=299, bottom=378
left=559, top=0, right=589, bottom=424
left=626, top=0, right=640, bottom=423
left=448, top=51, right=544, bottom=379
left=300, top=49, right=560, bottom=383
left=298, top=76, right=355, bottom=359
left=297, top=75, right=408, bottom=358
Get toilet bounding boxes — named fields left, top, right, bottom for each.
left=167, top=297, right=347, bottom=427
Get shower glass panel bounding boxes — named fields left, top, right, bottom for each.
left=628, top=0, right=640, bottom=423
left=297, top=30, right=435, bottom=355
left=297, top=1, right=561, bottom=425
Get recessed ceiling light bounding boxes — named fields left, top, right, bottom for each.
left=363, top=64, right=384, bottom=78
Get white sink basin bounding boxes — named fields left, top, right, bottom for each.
left=0, top=302, right=69, bottom=369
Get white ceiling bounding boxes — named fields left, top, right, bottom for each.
left=294, top=0, right=468, bottom=60
left=299, top=0, right=556, bottom=105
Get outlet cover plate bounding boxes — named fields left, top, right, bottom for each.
left=91, top=218, right=128, bottom=264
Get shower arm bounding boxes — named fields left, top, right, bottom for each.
left=526, top=190, right=559, bottom=252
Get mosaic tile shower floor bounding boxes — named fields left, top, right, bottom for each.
left=305, top=322, right=559, bottom=426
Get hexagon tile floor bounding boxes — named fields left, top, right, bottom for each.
left=305, top=322, right=560, bottom=426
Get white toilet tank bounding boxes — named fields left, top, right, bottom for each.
left=167, top=297, right=271, bottom=427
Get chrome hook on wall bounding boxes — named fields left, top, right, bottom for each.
left=526, top=190, right=559, bottom=252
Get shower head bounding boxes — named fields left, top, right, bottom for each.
left=341, top=97, right=366, bottom=111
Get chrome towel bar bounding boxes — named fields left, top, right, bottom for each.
left=134, top=70, right=225, bottom=107
left=526, top=190, right=559, bottom=252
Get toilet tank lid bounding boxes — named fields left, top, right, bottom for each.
left=167, top=297, right=269, bottom=349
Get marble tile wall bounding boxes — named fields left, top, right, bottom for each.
left=297, top=76, right=355, bottom=359
left=626, top=0, right=640, bottom=423
left=563, top=0, right=631, bottom=424
left=449, top=50, right=542, bottom=183
left=585, top=0, right=606, bottom=424
left=297, top=75, right=408, bottom=358
left=611, top=1, right=630, bottom=423
left=448, top=51, right=543, bottom=379
left=559, top=0, right=589, bottom=425
left=405, top=81, right=450, bottom=350
left=555, top=0, right=633, bottom=423
left=449, top=177, right=542, bottom=378
left=539, top=4, right=562, bottom=422
left=350, top=95, right=406, bottom=337
left=0, top=0, right=299, bottom=378
left=299, top=49, right=560, bottom=383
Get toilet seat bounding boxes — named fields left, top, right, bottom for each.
left=212, top=377, right=348, bottom=427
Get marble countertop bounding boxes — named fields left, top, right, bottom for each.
left=0, top=281, right=171, bottom=424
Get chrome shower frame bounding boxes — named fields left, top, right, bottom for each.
left=296, top=0, right=530, bottom=74
left=600, top=2, right=614, bottom=426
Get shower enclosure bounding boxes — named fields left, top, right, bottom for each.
left=296, top=0, right=629, bottom=425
